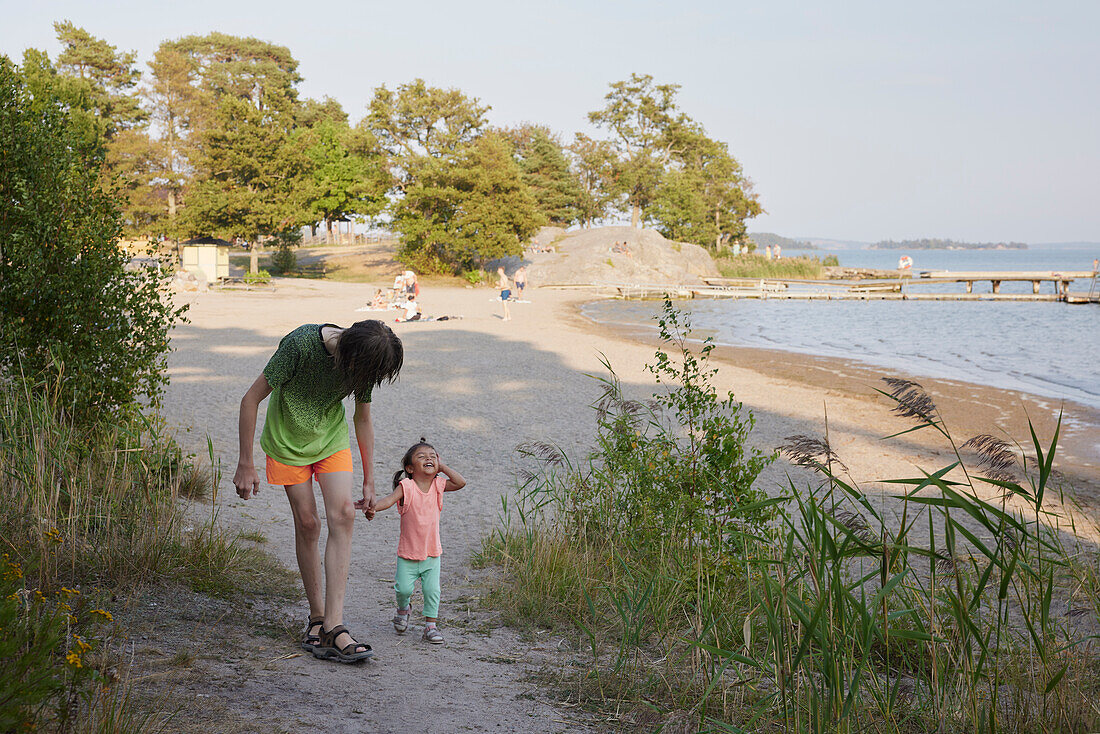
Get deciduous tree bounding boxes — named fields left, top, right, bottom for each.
left=392, top=133, right=541, bottom=273
left=295, top=115, right=388, bottom=244
left=0, top=58, right=185, bottom=423
left=649, top=128, right=761, bottom=250
left=569, top=133, right=619, bottom=228
left=588, top=73, right=687, bottom=227
left=367, top=79, right=489, bottom=188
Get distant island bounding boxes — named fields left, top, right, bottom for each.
left=871, top=238, right=1028, bottom=251
left=749, top=232, right=817, bottom=250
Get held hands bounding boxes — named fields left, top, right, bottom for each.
left=354, top=476, right=377, bottom=520
left=233, top=463, right=260, bottom=500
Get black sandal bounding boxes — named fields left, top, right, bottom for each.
left=300, top=614, right=325, bottom=652
left=312, top=624, right=373, bottom=663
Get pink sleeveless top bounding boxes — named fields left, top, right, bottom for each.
left=396, top=476, right=444, bottom=560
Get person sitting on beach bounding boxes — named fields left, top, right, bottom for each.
left=404, top=270, right=420, bottom=298
left=368, top=438, right=466, bottom=645
left=514, top=266, right=528, bottom=299
left=396, top=294, right=421, bottom=322
left=370, top=289, right=387, bottom=310
left=497, top=267, right=511, bottom=321
left=233, top=321, right=403, bottom=664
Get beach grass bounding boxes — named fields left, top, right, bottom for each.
left=715, top=254, right=826, bottom=279
left=479, top=300, right=1100, bottom=732
left=0, top=375, right=296, bottom=730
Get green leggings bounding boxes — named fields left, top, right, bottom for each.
left=394, top=556, right=441, bottom=618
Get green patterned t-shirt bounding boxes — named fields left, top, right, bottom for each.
left=259, top=324, right=372, bottom=466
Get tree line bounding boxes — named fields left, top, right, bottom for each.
left=8, top=23, right=762, bottom=273
left=871, top=239, right=1028, bottom=250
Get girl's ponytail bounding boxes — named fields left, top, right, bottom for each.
left=394, top=437, right=432, bottom=489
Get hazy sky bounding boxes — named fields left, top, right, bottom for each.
left=3, top=0, right=1097, bottom=242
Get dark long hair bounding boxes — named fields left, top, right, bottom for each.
left=392, top=437, right=433, bottom=489
left=335, top=320, right=403, bottom=397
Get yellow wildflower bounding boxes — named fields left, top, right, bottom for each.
left=65, top=651, right=82, bottom=668
left=34, top=590, right=47, bottom=602
left=73, top=636, right=92, bottom=653
left=67, top=614, right=78, bottom=624
left=58, top=602, right=72, bottom=613
left=60, top=587, right=80, bottom=597
left=89, top=608, right=113, bottom=622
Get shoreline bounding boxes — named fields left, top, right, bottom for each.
left=569, top=295, right=1100, bottom=487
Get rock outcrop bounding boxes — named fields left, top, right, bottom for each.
left=524, top=226, right=717, bottom=286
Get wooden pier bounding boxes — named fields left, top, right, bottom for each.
left=917, top=270, right=1095, bottom=295
left=596, top=270, right=1100, bottom=303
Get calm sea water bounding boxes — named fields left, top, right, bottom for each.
left=582, top=244, right=1100, bottom=410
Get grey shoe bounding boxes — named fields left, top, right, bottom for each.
left=422, top=626, right=444, bottom=644
left=392, top=611, right=409, bottom=634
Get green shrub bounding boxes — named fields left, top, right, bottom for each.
left=461, top=268, right=483, bottom=285
left=0, top=59, right=186, bottom=426
left=243, top=269, right=272, bottom=284
left=822, top=253, right=839, bottom=266
left=482, top=299, right=775, bottom=713
left=270, top=230, right=301, bottom=274
left=271, top=246, right=297, bottom=273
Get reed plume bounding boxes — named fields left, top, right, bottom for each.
left=778, top=434, right=847, bottom=473
left=961, top=434, right=1017, bottom=482
left=881, top=377, right=937, bottom=424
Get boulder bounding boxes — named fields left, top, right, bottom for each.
left=526, top=226, right=718, bottom=286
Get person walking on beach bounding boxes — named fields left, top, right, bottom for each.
left=514, top=265, right=528, bottom=300
left=233, top=321, right=403, bottom=663
left=369, top=438, right=466, bottom=644
left=497, top=267, right=512, bottom=321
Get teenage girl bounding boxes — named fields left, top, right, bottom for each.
left=370, top=439, right=466, bottom=644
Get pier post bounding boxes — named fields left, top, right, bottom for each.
left=1032, top=280, right=1041, bottom=294
left=966, top=281, right=973, bottom=293
left=991, top=280, right=1001, bottom=294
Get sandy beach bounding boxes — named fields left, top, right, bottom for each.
left=160, top=278, right=1099, bottom=733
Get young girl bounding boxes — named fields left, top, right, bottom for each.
left=370, top=439, right=466, bottom=644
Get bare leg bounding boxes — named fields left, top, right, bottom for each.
left=316, top=470, right=363, bottom=651
left=284, top=480, right=323, bottom=619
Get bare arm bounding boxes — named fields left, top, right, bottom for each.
left=352, top=402, right=376, bottom=516
left=233, top=375, right=273, bottom=499
left=438, top=462, right=467, bottom=492
left=372, top=485, right=404, bottom=513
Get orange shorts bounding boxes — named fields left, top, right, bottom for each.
left=265, top=449, right=353, bottom=486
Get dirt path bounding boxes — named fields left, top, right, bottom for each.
left=163, top=280, right=603, bottom=733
